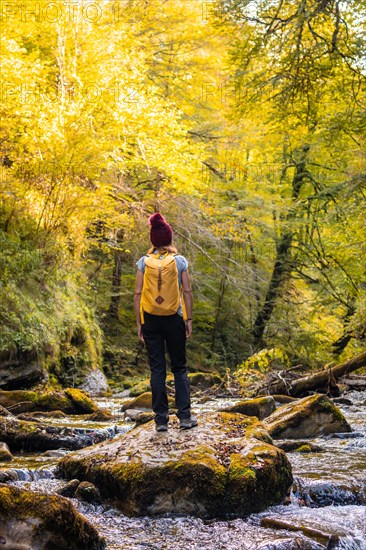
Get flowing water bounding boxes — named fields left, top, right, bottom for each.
left=2, top=391, right=365, bottom=549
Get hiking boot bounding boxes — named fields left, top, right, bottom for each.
left=179, top=416, right=198, bottom=430
left=156, top=423, right=168, bottom=432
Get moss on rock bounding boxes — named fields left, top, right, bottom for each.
left=0, top=484, right=105, bottom=549
left=264, top=394, right=351, bottom=439
left=0, top=388, right=100, bottom=415
left=58, top=411, right=292, bottom=518
left=0, top=442, right=13, bottom=462
left=188, top=372, right=223, bottom=389
left=64, top=388, right=99, bottom=413
left=222, top=396, right=276, bottom=420
left=121, top=392, right=175, bottom=412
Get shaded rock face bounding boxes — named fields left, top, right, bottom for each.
left=264, top=394, right=351, bottom=439
left=0, top=388, right=99, bottom=415
left=0, top=484, right=105, bottom=550
left=222, top=396, right=276, bottom=420
left=58, top=412, right=292, bottom=518
left=0, top=416, right=115, bottom=452
left=0, top=350, right=47, bottom=390
left=78, top=369, right=109, bottom=396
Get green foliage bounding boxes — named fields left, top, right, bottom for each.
left=233, top=348, right=290, bottom=393
left=0, top=0, right=365, bottom=383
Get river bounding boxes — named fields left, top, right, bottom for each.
left=1, top=390, right=365, bottom=549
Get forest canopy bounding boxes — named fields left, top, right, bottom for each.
left=0, top=0, right=365, bottom=385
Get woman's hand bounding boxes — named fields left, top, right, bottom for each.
left=137, top=323, right=144, bottom=342
left=185, top=319, right=192, bottom=338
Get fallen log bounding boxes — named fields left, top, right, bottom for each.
left=260, top=350, right=366, bottom=397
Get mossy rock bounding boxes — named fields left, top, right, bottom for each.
left=124, top=410, right=155, bottom=425
left=17, top=410, right=68, bottom=420
left=86, top=409, right=114, bottom=422
left=0, top=415, right=109, bottom=452
left=121, top=392, right=175, bottom=412
left=58, top=411, right=292, bottom=518
left=129, top=376, right=175, bottom=397
left=0, top=442, right=13, bottom=462
left=187, top=372, right=223, bottom=389
left=0, top=388, right=100, bottom=415
left=64, top=388, right=99, bottom=413
left=0, top=484, right=105, bottom=549
left=276, top=440, right=324, bottom=453
left=222, top=396, right=276, bottom=420
left=264, top=394, right=352, bottom=439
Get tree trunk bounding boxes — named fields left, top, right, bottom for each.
left=262, top=350, right=366, bottom=396
left=252, top=231, right=293, bottom=344
left=252, top=145, right=310, bottom=346
left=211, top=242, right=232, bottom=351
left=332, top=302, right=356, bottom=356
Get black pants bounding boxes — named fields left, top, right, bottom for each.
left=142, top=312, right=191, bottom=424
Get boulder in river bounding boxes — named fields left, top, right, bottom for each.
left=0, top=415, right=115, bottom=452
left=0, top=388, right=100, bottom=415
left=222, top=396, right=276, bottom=420
left=121, top=391, right=175, bottom=411
left=75, top=480, right=102, bottom=504
left=78, top=368, right=109, bottom=396
left=188, top=371, right=223, bottom=390
left=0, top=483, right=105, bottom=550
left=263, top=394, right=351, bottom=439
left=124, top=410, right=155, bottom=425
left=57, top=411, right=292, bottom=518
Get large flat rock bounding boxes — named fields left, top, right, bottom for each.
left=58, top=411, right=292, bottom=518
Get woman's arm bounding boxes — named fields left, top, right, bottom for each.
left=134, top=270, right=144, bottom=341
left=181, top=269, right=193, bottom=338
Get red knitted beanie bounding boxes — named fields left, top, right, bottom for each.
left=149, top=212, right=173, bottom=248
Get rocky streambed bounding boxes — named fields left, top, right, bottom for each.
left=0, top=388, right=365, bottom=549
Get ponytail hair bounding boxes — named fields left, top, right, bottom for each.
left=148, top=243, right=178, bottom=254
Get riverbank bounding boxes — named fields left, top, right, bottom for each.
left=0, top=389, right=365, bottom=548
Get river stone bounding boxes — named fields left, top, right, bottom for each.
left=0, top=388, right=100, bottom=415
left=187, top=372, right=223, bottom=389
left=222, top=396, right=276, bottom=419
left=121, top=392, right=175, bottom=411
left=124, top=410, right=155, bottom=425
left=276, top=440, right=323, bottom=453
left=263, top=394, right=351, bottom=439
left=75, top=481, right=102, bottom=504
left=78, top=369, right=109, bottom=396
left=0, top=415, right=112, bottom=452
left=17, top=410, right=68, bottom=420
left=0, top=442, right=13, bottom=462
left=0, top=484, right=105, bottom=549
left=57, top=411, right=292, bottom=518
left=86, top=409, right=114, bottom=421
left=57, top=479, right=80, bottom=498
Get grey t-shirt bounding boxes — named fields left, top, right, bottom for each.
left=136, top=250, right=188, bottom=317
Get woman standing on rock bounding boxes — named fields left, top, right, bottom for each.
left=134, top=213, right=197, bottom=432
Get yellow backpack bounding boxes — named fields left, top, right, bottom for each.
left=140, top=251, right=187, bottom=323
